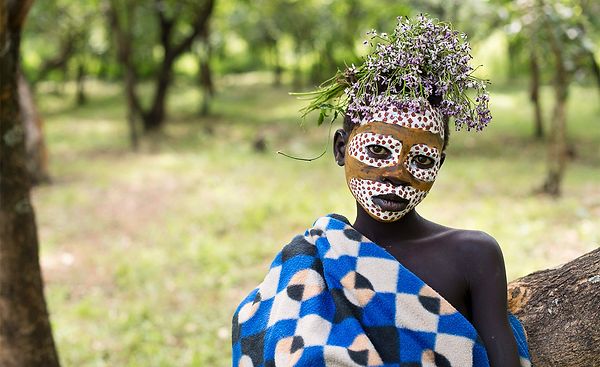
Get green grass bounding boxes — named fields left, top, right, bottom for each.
left=33, top=77, right=599, bottom=366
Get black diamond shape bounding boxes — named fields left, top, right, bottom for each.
left=231, top=312, right=240, bottom=345
left=434, top=351, right=452, bottom=367
left=354, top=272, right=374, bottom=290
left=343, top=228, right=363, bottom=242
left=240, top=330, right=266, bottom=366
left=309, top=228, right=323, bottom=237
left=282, top=236, right=316, bottom=262
left=364, top=326, right=399, bottom=363
left=348, top=349, right=369, bottom=366
left=329, top=213, right=350, bottom=224
left=331, top=289, right=362, bottom=323
left=291, top=335, right=305, bottom=353
left=418, top=295, right=441, bottom=315
left=287, top=284, right=305, bottom=301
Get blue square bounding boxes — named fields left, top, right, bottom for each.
left=326, top=219, right=347, bottom=231
left=357, top=241, right=382, bottom=257
left=361, top=293, right=396, bottom=326
left=296, top=346, right=325, bottom=365
left=277, top=257, right=315, bottom=293
left=398, top=329, right=436, bottom=362
left=299, top=293, right=334, bottom=320
left=328, top=318, right=364, bottom=346
left=437, top=313, right=477, bottom=339
left=396, top=269, right=423, bottom=295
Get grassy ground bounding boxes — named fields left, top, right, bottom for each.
left=33, top=75, right=599, bottom=366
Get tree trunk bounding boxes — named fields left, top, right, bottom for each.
left=541, top=27, right=569, bottom=197
left=0, top=1, right=61, bottom=366
left=272, top=42, right=282, bottom=87
left=17, top=71, right=51, bottom=184
left=587, top=51, right=600, bottom=98
left=75, top=62, right=86, bottom=106
left=141, top=59, right=172, bottom=132
left=107, top=1, right=139, bottom=150
left=198, top=29, right=215, bottom=117
left=529, top=48, right=544, bottom=139
left=508, top=248, right=600, bottom=366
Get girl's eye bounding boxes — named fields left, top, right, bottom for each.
left=366, top=145, right=391, bottom=158
left=413, top=155, right=435, bottom=168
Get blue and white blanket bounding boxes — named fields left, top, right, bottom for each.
left=232, top=214, right=531, bottom=366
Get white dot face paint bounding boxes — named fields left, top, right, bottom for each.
left=364, top=103, right=445, bottom=140
left=347, top=132, right=402, bottom=168
left=349, top=178, right=428, bottom=222
left=344, top=102, right=445, bottom=223
left=405, top=144, right=441, bottom=183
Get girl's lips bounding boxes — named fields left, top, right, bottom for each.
left=372, top=194, right=409, bottom=212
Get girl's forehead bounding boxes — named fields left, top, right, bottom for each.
left=360, top=104, right=445, bottom=140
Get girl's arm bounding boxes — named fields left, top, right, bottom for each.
left=464, top=233, right=521, bottom=367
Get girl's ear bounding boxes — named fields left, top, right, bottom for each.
left=333, top=129, right=348, bottom=166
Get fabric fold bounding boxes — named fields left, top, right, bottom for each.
left=232, top=214, right=531, bottom=367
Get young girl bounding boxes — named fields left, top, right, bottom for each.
left=232, top=15, right=531, bottom=367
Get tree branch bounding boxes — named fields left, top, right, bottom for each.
left=171, top=0, right=215, bottom=58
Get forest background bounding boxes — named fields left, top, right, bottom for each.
left=1, top=0, right=599, bottom=366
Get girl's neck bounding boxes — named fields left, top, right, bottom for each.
left=352, top=203, right=428, bottom=245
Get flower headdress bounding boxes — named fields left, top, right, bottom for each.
left=294, top=15, right=491, bottom=131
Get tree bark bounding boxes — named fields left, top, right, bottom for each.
left=508, top=248, right=600, bottom=366
left=106, top=0, right=139, bottom=150
left=529, top=48, right=544, bottom=139
left=17, top=71, right=51, bottom=184
left=75, top=62, right=86, bottom=106
left=0, top=1, right=61, bottom=366
left=541, top=22, right=569, bottom=197
left=198, top=27, right=215, bottom=116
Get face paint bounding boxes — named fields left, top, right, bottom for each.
left=344, top=103, right=444, bottom=222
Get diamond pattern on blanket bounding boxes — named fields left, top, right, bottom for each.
left=274, top=335, right=305, bottom=366
left=237, top=291, right=262, bottom=324
left=434, top=333, right=475, bottom=366
left=287, top=269, right=325, bottom=301
left=267, top=289, right=301, bottom=327
left=258, top=265, right=281, bottom=301
left=341, top=271, right=376, bottom=307
left=295, top=314, right=332, bottom=347
left=324, top=229, right=361, bottom=259
left=356, top=256, right=400, bottom=293
left=419, top=284, right=457, bottom=315
left=395, top=293, right=439, bottom=332
left=232, top=214, right=532, bottom=367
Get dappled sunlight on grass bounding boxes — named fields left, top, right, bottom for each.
left=33, top=80, right=598, bottom=366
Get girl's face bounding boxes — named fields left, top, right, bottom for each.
left=344, top=104, right=445, bottom=222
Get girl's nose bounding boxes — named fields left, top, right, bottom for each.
left=381, top=168, right=411, bottom=187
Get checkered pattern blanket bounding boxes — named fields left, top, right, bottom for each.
left=232, top=214, right=531, bottom=366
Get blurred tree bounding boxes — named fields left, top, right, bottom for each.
left=0, top=1, right=61, bottom=366
left=24, top=0, right=103, bottom=105
left=107, top=0, right=215, bottom=135
left=501, top=0, right=599, bottom=196
left=196, top=24, right=214, bottom=116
